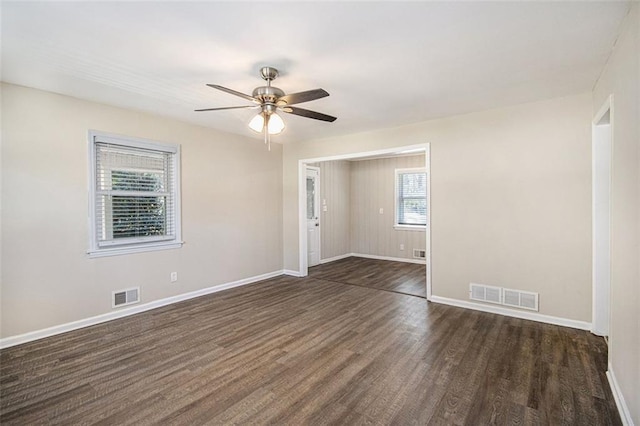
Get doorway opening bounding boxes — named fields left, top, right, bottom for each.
left=592, top=95, right=612, bottom=338
left=298, top=143, right=432, bottom=300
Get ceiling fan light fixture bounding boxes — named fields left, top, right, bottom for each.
left=248, top=113, right=264, bottom=133
left=268, top=112, right=285, bottom=134
left=248, top=112, right=285, bottom=135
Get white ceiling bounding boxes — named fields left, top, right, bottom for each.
left=1, top=1, right=630, bottom=144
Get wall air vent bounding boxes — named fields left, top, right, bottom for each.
left=469, top=283, right=502, bottom=305
left=469, top=283, right=540, bottom=312
left=413, top=249, right=426, bottom=259
left=502, top=288, right=539, bottom=311
left=112, top=287, right=140, bottom=308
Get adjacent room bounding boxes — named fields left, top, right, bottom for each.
left=1, top=1, right=638, bottom=425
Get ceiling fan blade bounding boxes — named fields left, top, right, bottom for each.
left=194, top=105, right=259, bottom=112
left=277, top=89, right=329, bottom=106
left=206, top=84, right=259, bottom=103
left=281, top=106, right=337, bottom=122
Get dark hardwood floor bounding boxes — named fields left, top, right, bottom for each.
left=309, top=256, right=426, bottom=298
left=0, top=264, right=620, bottom=425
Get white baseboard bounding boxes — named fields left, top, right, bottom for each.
left=350, top=252, right=427, bottom=265
left=319, top=253, right=352, bottom=264
left=607, top=364, right=634, bottom=425
left=0, top=270, right=284, bottom=349
left=283, top=269, right=304, bottom=277
left=429, top=295, right=592, bottom=331
left=316, top=252, right=426, bottom=267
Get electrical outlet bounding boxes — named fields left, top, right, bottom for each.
left=400, top=244, right=405, bottom=250
left=323, top=205, right=328, bottom=211
left=170, top=272, right=178, bottom=282
left=379, top=208, right=384, bottom=214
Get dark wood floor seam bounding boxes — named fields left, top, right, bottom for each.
left=315, top=276, right=427, bottom=299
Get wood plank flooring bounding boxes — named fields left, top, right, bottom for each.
left=0, top=264, right=620, bottom=425
left=309, top=256, right=426, bottom=298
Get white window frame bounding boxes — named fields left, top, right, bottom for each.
left=394, top=167, right=427, bottom=231
left=88, top=130, right=183, bottom=257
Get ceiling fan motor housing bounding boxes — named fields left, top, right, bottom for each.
left=252, top=86, right=285, bottom=105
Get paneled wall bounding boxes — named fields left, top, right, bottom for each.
left=315, top=155, right=426, bottom=262
left=350, top=155, right=426, bottom=260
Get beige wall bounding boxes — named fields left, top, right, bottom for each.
left=317, top=160, right=351, bottom=260
left=350, top=155, right=426, bottom=260
left=1, top=83, right=283, bottom=338
left=284, top=93, right=592, bottom=322
left=593, top=5, right=639, bottom=423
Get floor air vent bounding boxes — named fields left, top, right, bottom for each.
left=112, top=287, right=140, bottom=308
left=469, top=283, right=502, bottom=304
left=503, top=288, right=539, bottom=311
left=413, top=249, right=426, bottom=259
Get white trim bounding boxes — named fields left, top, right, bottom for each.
left=91, top=131, right=179, bottom=153
left=88, top=241, right=184, bottom=258
left=393, top=225, right=426, bottom=232
left=0, top=270, right=284, bottom=349
left=607, top=364, right=634, bottom=425
left=424, top=145, right=432, bottom=300
left=319, top=253, right=352, bottom=264
left=300, top=143, right=427, bottom=164
left=591, top=94, right=614, bottom=337
left=298, top=143, right=431, bottom=300
left=298, top=160, right=309, bottom=277
left=593, top=95, right=613, bottom=126
left=283, top=269, right=304, bottom=277
left=351, top=252, right=426, bottom=265
left=306, top=166, right=321, bottom=267
left=429, top=295, right=592, bottom=331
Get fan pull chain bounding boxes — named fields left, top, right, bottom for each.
left=264, top=113, right=271, bottom=151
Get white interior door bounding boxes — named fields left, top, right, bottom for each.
left=306, top=167, right=320, bottom=267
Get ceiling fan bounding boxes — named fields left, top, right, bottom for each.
left=195, top=66, right=337, bottom=150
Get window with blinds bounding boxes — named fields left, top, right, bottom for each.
left=395, top=168, right=427, bottom=227
left=88, top=132, right=182, bottom=256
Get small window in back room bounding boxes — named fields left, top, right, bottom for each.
left=88, top=131, right=182, bottom=257
left=395, top=168, right=427, bottom=228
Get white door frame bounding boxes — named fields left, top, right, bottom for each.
left=306, top=166, right=321, bottom=267
left=297, top=143, right=432, bottom=300
left=592, top=95, right=613, bottom=337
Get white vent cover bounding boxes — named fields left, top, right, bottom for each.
left=413, top=249, right=426, bottom=259
left=112, top=287, right=140, bottom=308
left=469, top=283, right=502, bottom=305
left=469, top=283, right=539, bottom=312
left=503, top=288, right=539, bottom=311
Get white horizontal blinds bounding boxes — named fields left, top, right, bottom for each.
left=398, top=171, right=427, bottom=225
left=95, top=142, right=175, bottom=246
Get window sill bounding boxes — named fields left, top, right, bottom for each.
left=394, top=225, right=426, bottom=232
left=88, top=241, right=184, bottom=258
